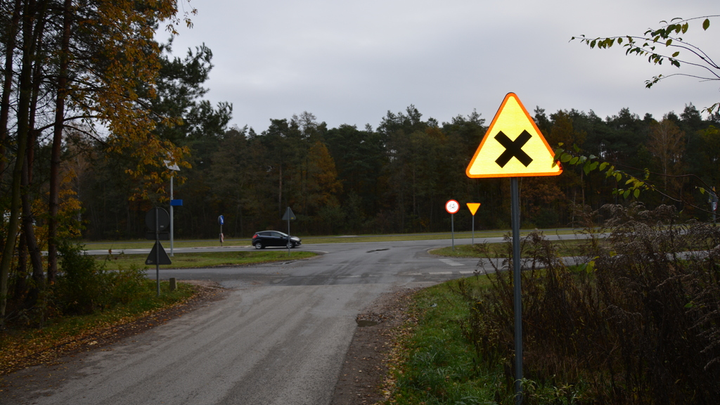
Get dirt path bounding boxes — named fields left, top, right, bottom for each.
left=330, top=287, right=418, bottom=405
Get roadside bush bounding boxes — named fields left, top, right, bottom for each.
left=55, top=242, right=110, bottom=315
left=455, top=203, right=720, bottom=404
left=105, top=265, right=148, bottom=305
left=55, top=243, right=152, bottom=315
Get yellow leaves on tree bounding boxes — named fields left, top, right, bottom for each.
left=73, top=1, right=196, bottom=200
left=303, top=141, right=343, bottom=212
left=648, top=118, right=686, bottom=196
left=32, top=171, right=84, bottom=247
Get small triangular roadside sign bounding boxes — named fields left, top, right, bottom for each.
left=467, top=203, right=481, bottom=216
left=282, top=206, right=296, bottom=221
left=466, top=93, right=562, bottom=178
left=145, top=241, right=172, bottom=265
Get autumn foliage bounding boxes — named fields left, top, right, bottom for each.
left=0, top=0, right=196, bottom=323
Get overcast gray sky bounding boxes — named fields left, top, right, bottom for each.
left=168, top=0, right=718, bottom=132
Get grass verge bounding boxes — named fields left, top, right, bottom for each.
left=80, top=228, right=578, bottom=250
left=384, top=275, right=502, bottom=404
left=97, top=250, right=318, bottom=270
left=430, top=239, right=596, bottom=258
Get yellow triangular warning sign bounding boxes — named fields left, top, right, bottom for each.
left=466, top=93, right=562, bottom=178
left=467, top=203, right=481, bottom=215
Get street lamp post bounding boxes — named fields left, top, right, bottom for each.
left=165, top=160, right=180, bottom=256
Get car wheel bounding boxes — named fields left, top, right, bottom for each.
left=254, top=243, right=263, bottom=249
left=286, top=242, right=293, bottom=249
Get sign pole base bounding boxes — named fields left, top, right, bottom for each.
left=156, top=214, right=160, bottom=297
left=451, top=213, right=455, bottom=251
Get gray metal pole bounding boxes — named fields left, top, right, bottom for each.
left=472, top=214, right=475, bottom=245
left=451, top=213, right=455, bottom=251
left=511, top=177, right=523, bottom=404
left=155, top=208, right=160, bottom=297
left=170, top=175, right=174, bottom=256
left=287, top=208, right=291, bottom=256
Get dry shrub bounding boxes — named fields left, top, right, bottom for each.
left=455, top=203, right=720, bottom=404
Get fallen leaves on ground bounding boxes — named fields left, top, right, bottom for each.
left=0, top=283, right=224, bottom=376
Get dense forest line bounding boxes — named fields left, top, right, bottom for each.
left=2, top=2, right=719, bottom=248
left=77, top=101, right=720, bottom=240
left=1, top=0, right=717, bottom=327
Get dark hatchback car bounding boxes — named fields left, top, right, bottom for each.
left=252, top=230, right=302, bottom=249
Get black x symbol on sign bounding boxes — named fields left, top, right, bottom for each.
left=494, top=130, right=533, bottom=168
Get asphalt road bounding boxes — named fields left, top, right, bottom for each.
left=14, top=236, right=587, bottom=405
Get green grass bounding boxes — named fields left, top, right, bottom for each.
left=78, top=228, right=579, bottom=250
left=97, top=250, right=318, bottom=270
left=431, top=239, right=599, bottom=258
left=387, top=276, right=502, bottom=404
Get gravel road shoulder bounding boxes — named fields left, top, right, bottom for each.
left=330, top=287, right=419, bottom=405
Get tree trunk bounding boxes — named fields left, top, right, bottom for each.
left=24, top=6, right=48, bottom=290
left=22, top=157, right=44, bottom=293
left=278, top=164, right=283, bottom=216
left=15, top=236, right=28, bottom=302
left=0, top=0, right=23, bottom=258
left=0, top=0, right=23, bottom=163
left=1, top=0, right=40, bottom=323
left=47, top=0, right=72, bottom=283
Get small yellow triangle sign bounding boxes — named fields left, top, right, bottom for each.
left=467, top=203, right=481, bottom=215
left=466, top=93, right=562, bottom=178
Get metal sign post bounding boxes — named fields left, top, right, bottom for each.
left=451, top=213, right=455, bottom=250
left=465, top=93, right=563, bottom=404
left=145, top=207, right=171, bottom=296
left=467, top=203, right=481, bottom=245
left=511, top=178, right=523, bottom=403
left=155, top=212, right=160, bottom=296
left=282, top=207, right=296, bottom=256
left=445, top=200, right=460, bottom=250
left=170, top=175, right=174, bottom=256
left=169, top=198, right=182, bottom=256
left=164, top=160, right=180, bottom=256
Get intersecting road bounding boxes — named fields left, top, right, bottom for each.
left=10, top=235, right=583, bottom=405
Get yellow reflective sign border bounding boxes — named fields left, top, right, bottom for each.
left=466, top=93, right=562, bottom=178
